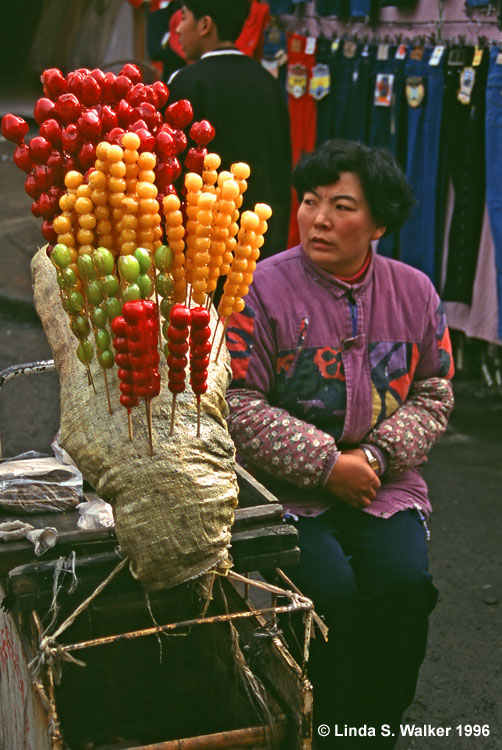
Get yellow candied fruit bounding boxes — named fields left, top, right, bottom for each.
left=240, top=211, right=260, bottom=232
left=91, top=188, right=108, bottom=207
left=94, top=205, right=110, bottom=222
left=138, top=169, right=155, bottom=184
left=198, top=192, right=216, bottom=210
left=65, top=170, right=84, bottom=190
left=58, top=232, right=75, bottom=247
left=78, top=213, right=97, bottom=230
left=75, top=196, right=93, bottom=215
left=121, top=228, right=137, bottom=244
left=95, top=142, right=111, bottom=161
left=163, top=194, right=181, bottom=213
left=88, top=170, right=107, bottom=190
left=121, top=132, right=141, bottom=151
left=120, top=242, right=136, bottom=255
left=59, top=193, right=76, bottom=212
left=204, top=153, right=221, bottom=171
left=77, top=245, right=92, bottom=257
left=122, top=197, right=138, bottom=214
left=138, top=228, right=155, bottom=243
left=106, top=144, right=124, bottom=163
left=108, top=177, right=126, bottom=193
left=137, top=152, right=156, bottom=171
left=53, top=214, right=72, bottom=234
left=122, top=214, right=138, bottom=230
left=109, top=160, right=127, bottom=179
left=170, top=239, right=185, bottom=254
left=108, top=192, right=124, bottom=209
left=97, top=219, right=112, bottom=235
left=231, top=162, right=251, bottom=181
left=136, top=182, right=158, bottom=200
left=123, top=149, right=139, bottom=166
left=197, top=209, right=213, bottom=226
left=77, top=228, right=94, bottom=246
left=166, top=210, right=183, bottom=227
left=255, top=203, right=272, bottom=221
left=220, top=180, right=240, bottom=202
left=185, top=172, right=203, bottom=192
left=217, top=171, right=233, bottom=186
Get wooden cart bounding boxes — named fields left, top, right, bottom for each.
left=0, top=361, right=315, bottom=750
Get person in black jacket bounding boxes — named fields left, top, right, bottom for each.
left=168, top=0, right=292, bottom=259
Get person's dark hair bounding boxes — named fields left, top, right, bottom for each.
left=183, top=0, right=250, bottom=42
left=292, top=139, right=415, bottom=235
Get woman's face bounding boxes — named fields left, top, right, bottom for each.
left=297, top=172, right=386, bottom=277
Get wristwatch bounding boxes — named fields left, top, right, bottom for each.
left=362, top=446, right=381, bottom=475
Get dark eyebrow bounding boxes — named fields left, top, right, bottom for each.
left=306, top=188, right=358, bottom=204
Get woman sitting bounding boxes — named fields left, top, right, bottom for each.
left=225, top=139, right=454, bottom=748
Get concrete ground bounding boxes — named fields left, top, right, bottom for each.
left=0, top=103, right=500, bottom=749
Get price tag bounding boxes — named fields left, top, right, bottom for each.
left=377, top=44, right=389, bottom=61
left=472, top=46, right=484, bottom=67
left=395, top=43, right=407, bottom=60
left=331, top=39, right=340, bottom=54
left=429, top=45, right=446, bottom=66
left=305, top=36, right=317, bottom=56
left=361, top=44, right=370, bottom=57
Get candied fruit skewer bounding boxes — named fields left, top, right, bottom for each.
left=50, top=242, right=96, bottom=392
left=190, top=306, right=211, bottom=437
left=166, top=304, right=192, bottom=436
left=163, top=193, right=186, bottom=304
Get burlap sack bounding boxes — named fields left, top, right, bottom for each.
left=31, top=247, right=239, bottom=590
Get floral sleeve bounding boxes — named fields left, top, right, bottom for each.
left=226, top=388, right=340, bottom=488
left=363, top=377, right=454, bottom=476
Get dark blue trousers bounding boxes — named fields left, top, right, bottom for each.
left=283, top=505, right=438, bottom=748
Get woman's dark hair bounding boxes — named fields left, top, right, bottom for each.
left=292, top=139, right=415, bottom=235
left=183, top=0, right=250, bottom=42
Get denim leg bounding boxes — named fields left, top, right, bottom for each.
left=399, top=48, right=446, bottom=285
left=485, top=46, right=502, bottom=338
left=283, top=506, right=437, bottom=748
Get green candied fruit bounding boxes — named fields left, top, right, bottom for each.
left=155, top=272, right=174, bottom=297
left=77, top=254, right=97, bottom=280
left=71, top=314, right=91, bottom=338
left=105, top=296, right=122, bottom=321
left=93, top=247, right=115, bottom=276
left=134, top=246, right=152, bottom=274
left=98, top=349, right=115, bottom=369
left=56, top=274, right=66, bottom=290
left=138, top=273, right=152, bottom=298
left=91, top=305, right=107, bottom=329
left=118, top=255, right=140, bottom=283
left=61, top=267, right=77, bottom=288
left=162, top=320, right=170, bottom=340
left=67, top=290, right=85, bottom=314
left=76, top=339, right=94, bottom=364
left=85, top=280, right=104, bottom=306
left=95, top=328, right=111, bottom=351
left=51, top=243, right=72, bottom=269
left=160, top=297, right=172, bottom=319
left=154, top=244, right=173, bottom=271
left=100, top=274, right=120, bottom=297
left=163, top=342, right=170, bottom=359
left=122, top=283, right=141, bottom=302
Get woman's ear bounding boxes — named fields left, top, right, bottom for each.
left=372, top=226, right=386, bottom=241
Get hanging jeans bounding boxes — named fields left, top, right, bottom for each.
left=283, top=505, right=438, bottom=749
left=368, top=47, right=409, bottom=258
left=485, top=46, right=502, bottom=338
left=315, top=38, right=339, bottom=146
left=332, top=43, right=375, bottom=143
left=442, top=48, right=488, bottom=305
left=399, top=49, right=446, bottom=286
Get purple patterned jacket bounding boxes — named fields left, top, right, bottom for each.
left=225, top=246, right=454, bottom=520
